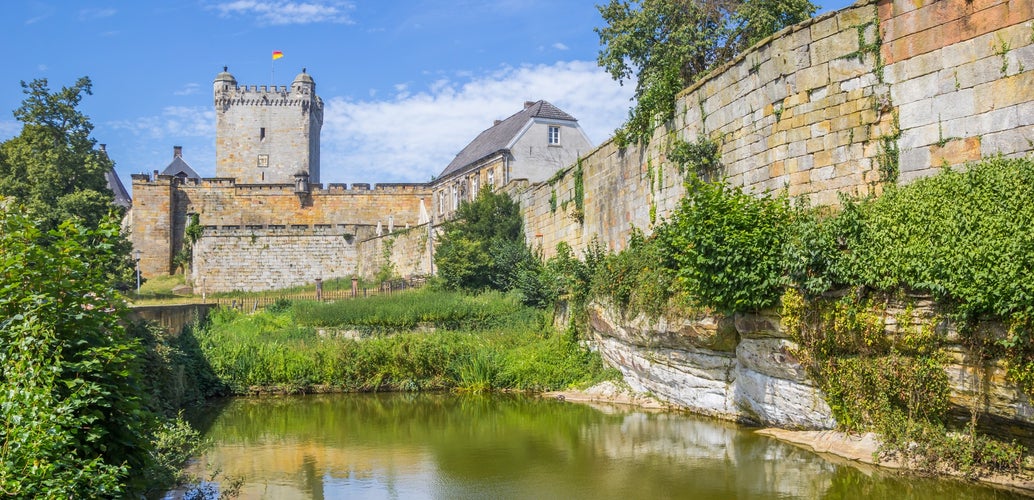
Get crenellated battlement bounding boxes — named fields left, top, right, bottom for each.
left=214, top=84, right=323, bottom=109
left=133, top=174, right=431, bottom=195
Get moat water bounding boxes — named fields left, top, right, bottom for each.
left=175, top=393, right=1022, bottom=499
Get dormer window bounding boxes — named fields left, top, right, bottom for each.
left=548, top=126, right=560, bottom=145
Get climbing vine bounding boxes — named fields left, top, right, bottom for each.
left=668, top=135, right=722, bottom=180
left=572, top=159, right=585, bottom=224
left=173, top=213, right=202, bottom=273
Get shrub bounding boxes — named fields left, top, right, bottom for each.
left=656, top=176, right=791, bottom=312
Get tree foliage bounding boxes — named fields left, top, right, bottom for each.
left=434, top=189, right=531, bottom=292
left=596, top=0, right=816, bottom=144
left=0, top=77, right=134, bottom=289
left=0, top=204, right=152, bottom=498
left=0, top=77, right=118, bottom=230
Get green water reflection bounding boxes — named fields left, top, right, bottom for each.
left=184, top=393, right=1022, bottom=499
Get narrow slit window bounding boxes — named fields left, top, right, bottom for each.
left=260, top=127, right=266, bottom=141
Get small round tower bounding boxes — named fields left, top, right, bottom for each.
left=292, top=68, right=315, bottom=95
left=214, top=66, right=237, bottom=94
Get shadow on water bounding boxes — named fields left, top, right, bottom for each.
left=179, top=392, right=1026, bottom=499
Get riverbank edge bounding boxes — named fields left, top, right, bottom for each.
left=546, top=382, right=1034, bottom=495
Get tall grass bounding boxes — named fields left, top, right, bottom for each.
left=195, top=290, right=617, bottom=394
left=290, top=288, right=534, bottom=332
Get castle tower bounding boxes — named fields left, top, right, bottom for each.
left=213, top=66, right=323, bottom=184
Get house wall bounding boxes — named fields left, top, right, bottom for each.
left=510, top=120, right=593, bottom=183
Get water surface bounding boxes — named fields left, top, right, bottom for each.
left=183, top=393, right=1022, bottom=499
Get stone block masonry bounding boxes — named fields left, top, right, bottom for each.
left=356, top=224, right=434, bottom=280
left=132, top=175, right=431, bottom=289
left=513, top=0, right=1034, bottom=259
left=192, top=227, right=357, bottom=293
left=133, top=0, right=1034, bottom=290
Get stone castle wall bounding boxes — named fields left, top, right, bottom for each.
left=191, top=227, right=357, bottom=293
left=355, top=224, right=434, bottom=280
left=133, top=0, right=1034, bottom=290
left=510, top=0, right=1034, bottom=259
left=132, top=175, right=431, bottom=289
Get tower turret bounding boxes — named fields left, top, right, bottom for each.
left=292, top=68, right=315, bottom=95
left=214, top=66, right=237, bottom=94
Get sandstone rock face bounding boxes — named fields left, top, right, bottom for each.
left=588, top=299, right=1034, bottom=433
left=586, top=302, right=835, bottom=429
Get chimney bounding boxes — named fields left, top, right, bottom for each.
left=173, top=146, right=183, bottom=158
left=98, top=144, right=106, bottom=153
left=524, top=101, right=536, bottom=109
left=494, top=120, right=502, bottom=126
left=153, top=170, right=159, bottom=180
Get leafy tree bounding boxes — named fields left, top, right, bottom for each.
left=435, top=189, right=530, bottom=292
left=0, top=77, right=118, bottom=231
left=596, top=0, right=816, bottom=144
left=0, top=204, right=153, bottom=497
left=0, top=77, right=134, bottom=289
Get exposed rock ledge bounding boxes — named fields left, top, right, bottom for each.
left=756, top=428, right=1034, bottom=494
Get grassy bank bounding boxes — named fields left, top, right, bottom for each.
left=194, top=289, right=617, bottom=394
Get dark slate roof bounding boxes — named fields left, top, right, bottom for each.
left=161, top=156, right=201, bottom=179
left=105, top=168, right=132, bottom=209
left=438, top=100, right=577, bottom=180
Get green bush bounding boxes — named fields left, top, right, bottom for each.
left=591, top=229, right=675, bottom=318
left=0, top=207, right=151, bottom=497
left=656, top=175, right=791, bottom=312
left=435, top=189, right=533, bottom=292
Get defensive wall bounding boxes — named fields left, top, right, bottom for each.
left=356, top=224, right=435, bottom=280
left=132, top=174, right=431, bottom=291
left=507, top=0, right=1034, bottom=259
left=134, top=0, right=1034, bottom=289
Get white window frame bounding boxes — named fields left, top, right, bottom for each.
left=548, top=126, right=560, bottom=145
left=488, top=169, right=495, bottom=186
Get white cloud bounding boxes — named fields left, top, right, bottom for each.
left=320, top=60, right=632, bottom=184
left=109, top=106, right=216, bottom=139
left=174, top=83, right=201, bottom=96
left=553, top=42, right=570, bottom=51
left=210, top=0, right=355, bottom=25
left=37, top=64, right=48, bottom=72
left=79, top=8, right=117, bottom=21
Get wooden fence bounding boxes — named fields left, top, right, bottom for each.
left=205, top=279, right=424, bottom=311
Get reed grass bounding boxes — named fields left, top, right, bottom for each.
left=195, top=291, right=616, bottom=394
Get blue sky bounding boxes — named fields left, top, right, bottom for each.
left=0, top=0, right=855, bottom=194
